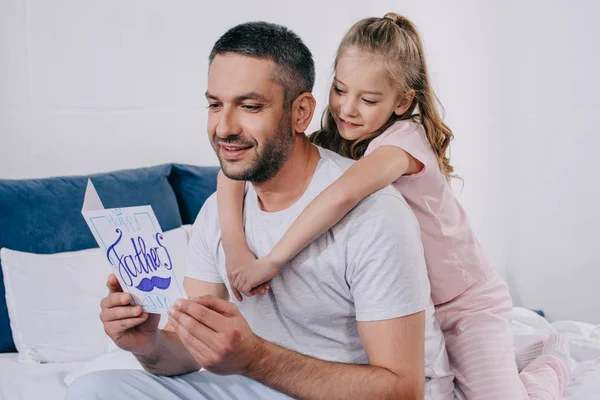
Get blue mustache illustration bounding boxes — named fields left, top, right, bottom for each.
left=135, top=276, right=172, bottom=292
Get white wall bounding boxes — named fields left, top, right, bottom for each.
left=497, top=1, right=600, bottom=323
left=1, top=0, right=597, bottom=322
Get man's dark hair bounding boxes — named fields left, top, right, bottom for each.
left=209, top=21, right=315, bottom=107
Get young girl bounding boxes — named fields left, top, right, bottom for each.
left=218, top=13, right=570, bottom=399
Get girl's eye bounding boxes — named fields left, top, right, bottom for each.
left=333, top=85, right=345, bottom=94
left=362, top=98, right=377, bottom=105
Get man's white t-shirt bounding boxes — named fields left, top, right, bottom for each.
left=186, top=146, right=454, bottom=398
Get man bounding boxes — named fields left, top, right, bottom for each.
left=66, top=21, right=453, bottom=400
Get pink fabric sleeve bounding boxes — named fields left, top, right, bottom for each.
left=365, top=121, right=433, bottom=179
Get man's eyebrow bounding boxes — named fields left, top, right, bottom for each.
left=234, top=92, right=270, bottom=102
left=204, top=91, right=269, bottom=102
left=205, top=91, right=218, bottom=100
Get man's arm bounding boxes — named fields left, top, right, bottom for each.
left=247, top=312, right=425, bottom=400
left=169, top=296, right=425, bottom=400
left=135, top=278, right=229, bottom=376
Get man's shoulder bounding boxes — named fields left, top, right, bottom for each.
left=341, top=186, right=419, bottom=243
left=199, top=192, right=219, bottom=217
left=356, top=186, right=411, bottom=218
left=190, top=192, right=220, bottom=237
left=317, top=146, right=355, bottom=169
left=315, top=146, right=354, bottom=180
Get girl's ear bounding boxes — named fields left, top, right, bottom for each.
left=394, top=90, right=415, bottom=116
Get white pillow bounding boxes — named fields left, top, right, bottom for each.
left=1, top=225, right=190, bottom=363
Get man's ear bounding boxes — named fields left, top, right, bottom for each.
left=394, top=90, right=416, bottom=116
left=291, top=93, right=317, bottom=134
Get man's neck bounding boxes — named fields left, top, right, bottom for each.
left=252, top=136, right=320, bottom=213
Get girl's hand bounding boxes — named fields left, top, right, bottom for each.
left=225, top=246, right=269, bottom=302
left=232, top=256, right=282, bottom=297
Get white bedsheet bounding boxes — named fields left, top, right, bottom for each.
left=1, top=307, right=599, bottom=400
left=0, top=353, right=84, bottom=400
left=512, top=308, right=600, bottom=399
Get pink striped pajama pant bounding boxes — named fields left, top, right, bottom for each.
left=435, top=272, right=568, bottom=399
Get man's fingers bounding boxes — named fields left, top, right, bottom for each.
left=100, top=292, right=133, bottom=310
left=106, top=274, right=123, bottom=293
left=173, top=298, right=227, bottom=332
left=169, top=307, right=219, bottom=348
left=168, top=315, right=215, bottom=366
left=104, top=314, right=148, bottom=335
left=100, top=304, right=143, bottom=323
left=194, top=295, right=239, bottom=317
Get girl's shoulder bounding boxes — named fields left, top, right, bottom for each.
left=386, top=119, right=423, bottom=134
left=366, top=119, right=430, bottom=156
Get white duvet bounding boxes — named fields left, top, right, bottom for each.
left=1, top=307, right=599, bottom=400
left=511, top=308, right=600, bottom=399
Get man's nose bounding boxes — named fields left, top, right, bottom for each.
left=215, top=107, right=241, bottom=138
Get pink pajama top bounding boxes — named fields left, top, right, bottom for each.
left=365, top=120, right=493, bottom=305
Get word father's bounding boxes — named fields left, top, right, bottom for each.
left=106, top=230, right=173, bottom=292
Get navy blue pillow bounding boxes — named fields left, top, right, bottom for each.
left=168, top=164, right=219, bottom=225
left=0, top=164, right=182, bottom=352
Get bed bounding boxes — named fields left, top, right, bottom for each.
left=511, top=308, right=600, bottom=399
left=1, top=307, right=598, bottom=400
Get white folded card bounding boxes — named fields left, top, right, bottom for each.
left=81, top=179, right=187, bottom=314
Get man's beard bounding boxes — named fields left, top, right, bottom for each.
left=215, top=114, right=294, bottom=183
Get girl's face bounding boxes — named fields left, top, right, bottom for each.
left=329, top=48, right=405, bottom=141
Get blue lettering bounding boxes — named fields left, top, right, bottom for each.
left=106, top=229, right=134, bottom=287
left=155, top=233, right=173, bottom=270
left=143, top=295, right=157, bottom=312
left=142, top=295, right=171, bottom=311
left=123, top=254, right=139, bottom=277
left=127, top=215, right=140, bottom=231
left=105, top=212, right=141, bottom=233
left=132, top=237, right=152, bottom=274
left=105, top=213, right=116, bottom=229
left=150, top=247, right=160, bottom=268
left=105, top=230, right=174, bottom=291
left=156, top=295, right=170, bottom=309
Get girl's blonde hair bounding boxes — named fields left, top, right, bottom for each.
left=309, top=12, right=456, bottom=180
